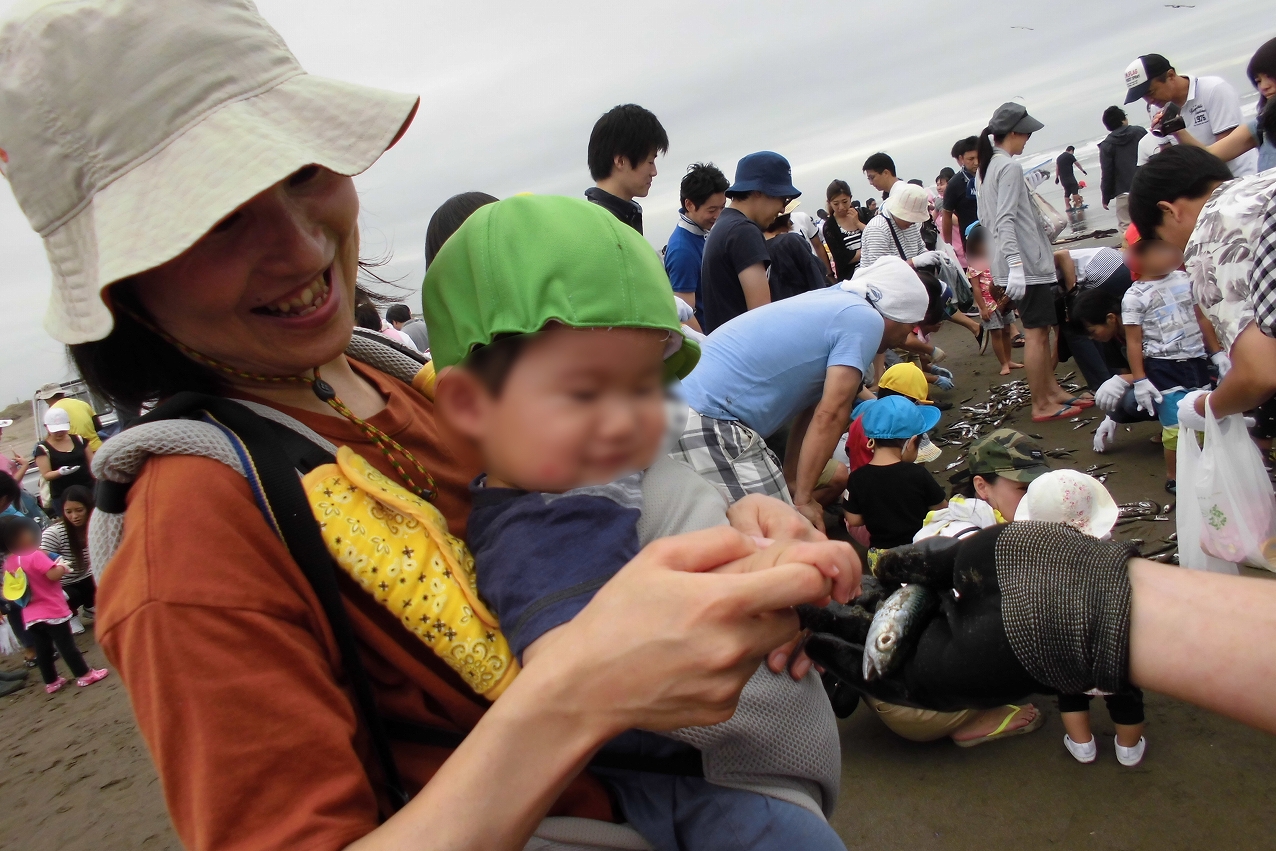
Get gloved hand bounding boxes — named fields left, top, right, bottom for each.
left=1176, top=390, right=1256, bottom=432
left=929, top=346, right=947, bottom=364
left=1094, top=375, right=1131, bottom=413
left=802, top=524, right=1137, bottom=712
left=1093, top=416, right=1117, bottom=453
left=1211, top=351, right=1231, bottom=378
left=1005, top=264, right=1027, bottom=301
left=56, top=465, right=80, bottom=477
left=1025, top=169, right=1049, bottom=191
left=930, top=366, right=953, bottom=379
left=1133, top=378, right=1162, bottom=416
left=934, top=375, right=955, bottom=391
left=911, top=250, right=943, bottom=269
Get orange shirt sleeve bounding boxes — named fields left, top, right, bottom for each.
left=98, top=455, right=383, bottom=851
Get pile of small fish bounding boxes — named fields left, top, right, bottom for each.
left=1113, top=501, right=1178, bottom=563
left=935, top=373, right=1086, bottom=472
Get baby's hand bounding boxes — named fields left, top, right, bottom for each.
left=717, top=538, right=860, bottom=606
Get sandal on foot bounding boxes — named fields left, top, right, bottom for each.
left=76, top=668, right=109, bottom=688
left=1065, top=396, right=1095, bottom=409
left=45, top=677, right=68, bottom=694
left=1032, top=404, right=1084, bottom=423
left=955, top=704, right=1045, bottom=748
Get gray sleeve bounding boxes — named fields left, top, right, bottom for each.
left=637, top=455, right=730, bottom=545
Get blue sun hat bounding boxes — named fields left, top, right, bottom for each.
left=858, top=395, right=942, bottom=440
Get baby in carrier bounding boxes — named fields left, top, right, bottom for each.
left=423, top=195, right=848, bottom=851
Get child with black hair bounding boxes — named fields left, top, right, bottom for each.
left=843, top=396, right=946, bottom=574
left=0, top=515, right=108, bottom=693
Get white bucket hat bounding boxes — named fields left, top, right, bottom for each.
left=884, top=183, right=930, bottom=224
left=1014, top=469, right=1119, bottom=539
left=0, top=0, right=420, bottom=344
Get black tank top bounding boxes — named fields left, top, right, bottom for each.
left=37, top=435, right=93, bottom=500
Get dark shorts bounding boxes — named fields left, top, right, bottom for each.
left=1017, top=284, right=1058, bottom=329
left=1061, top=179, right=1080, bottom=196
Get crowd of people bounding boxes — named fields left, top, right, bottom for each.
left=2, top=2, right=1276, bottom=849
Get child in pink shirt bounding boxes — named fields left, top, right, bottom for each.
left=966, top=224, right=1023, bottom=376
left=1, top=516, right=107, bottom=693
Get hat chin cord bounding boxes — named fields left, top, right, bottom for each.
left=119, top=305, right=437, bottom=500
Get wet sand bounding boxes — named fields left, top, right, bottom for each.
left=2, top=319, right=1274, bottom=851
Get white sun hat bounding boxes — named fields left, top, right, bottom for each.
left=1014, top=468, right=1119, bottom=539
left=883, top=183, right=930, bottom=224
left=43, top=406, right=71, bottom=433
left=0, top=0, right=420, bottom=344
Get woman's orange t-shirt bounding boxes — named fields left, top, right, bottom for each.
left=95, top=362, right=613, bottom=851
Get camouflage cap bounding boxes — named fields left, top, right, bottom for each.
left=967, top=429, right=1051, bottom=483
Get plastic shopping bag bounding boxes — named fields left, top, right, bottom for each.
left=1176, top=425, right=1238, bottom=574
left=1195, top=403, right=1276, bottom=570
left=1031, top=191, right=1067, bottom=243
left=0, top=618, right=20, bottom=656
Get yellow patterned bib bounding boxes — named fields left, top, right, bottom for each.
left=302, top=443, right=520, bottom=700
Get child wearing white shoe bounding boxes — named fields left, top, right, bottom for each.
left=1015, top=470, right=1147, bottom=766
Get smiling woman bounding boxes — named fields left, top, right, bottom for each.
left=0, top=2, right=855, bottom=851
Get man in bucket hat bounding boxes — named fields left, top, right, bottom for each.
left=675, top=256, right=941, bottom=530
left=700, top=151, right=801, bottom=332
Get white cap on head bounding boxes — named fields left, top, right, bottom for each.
left=43, top=406, right=71, bottom=433
left=0, top=0, right=420, bottom=345
left=1014, top=469, right=1119, bottom=539
left=842, top=256, right=931, bottom=324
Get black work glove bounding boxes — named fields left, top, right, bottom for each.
left=802, top=523, right=1136, bottom=712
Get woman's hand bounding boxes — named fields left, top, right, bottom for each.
left=531, top=526, right=847, bottom=734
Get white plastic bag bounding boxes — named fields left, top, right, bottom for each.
left=1031, top=191, right=1067, bottom=243
left=0, top=618, right=20, bottom=656
left=1195, top=402, right=1276, bottom=570
left=1176, top=424, right=1237, bottom=573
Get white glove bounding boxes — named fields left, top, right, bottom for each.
left=929, top=346, right=947, bottom=364
left=930, top=366, right=954, bottom=379
left=1005, top=264, right=1027, bottom=301
left=1025, top=169, right=1049, bottom=191
left=1211, top=351, right=1231, bottom=378
left=1092, top=417, right=1117, bottom=453
left=911, top=250, right=943, bottom=269
left=1176, top=390, right=1208, bottom=432
left=56, top=465, right=80, bottom=476
left=1133, top=378, right=1163, bottom=416
left=1094, top=375, right=1131, bottom=412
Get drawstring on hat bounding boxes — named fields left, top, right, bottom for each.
left=121, top=305, right=437, bottom=501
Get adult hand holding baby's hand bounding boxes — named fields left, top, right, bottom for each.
left=533, top=526, right=852, bottom=736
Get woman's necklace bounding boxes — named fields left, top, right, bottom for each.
left=125, top=308, right=437, bottom=501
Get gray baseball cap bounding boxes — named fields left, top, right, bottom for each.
left=988, top=102, right=1044, bottom=136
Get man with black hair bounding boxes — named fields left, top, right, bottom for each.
left=700, top=151, right=800, bottom=332
left=584, top=103, right=669, bottom=233
left=1131, top=146, right=1276, bottom=428
left=386, top=303, right=428, bottom=353
left=1098, top=106, right=1148, bottom=231
left=1122, top=54, right=1257, bottom=177
left=1055, top=146, right=1087, bottom=211
left=863, top=198, right=878, bottom=222
left=862, top=152, right=899, bottom=200
left=942, top=136, right=981, bottom=249
left=665, top=162, right=729, bottom=328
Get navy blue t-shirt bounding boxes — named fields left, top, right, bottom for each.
left=468, top=474, right=642, bottom=660
left=700, top=207, right=770, bottom=333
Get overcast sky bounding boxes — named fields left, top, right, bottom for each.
left=0, top=0, right=1271, bottom=405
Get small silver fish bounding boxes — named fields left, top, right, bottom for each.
left=863, top=585, right=939, bottom=680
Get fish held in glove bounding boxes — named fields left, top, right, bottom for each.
left=863, top=584, right=940, bottom=681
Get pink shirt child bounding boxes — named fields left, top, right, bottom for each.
left=4, top=549, right=71, bottom=627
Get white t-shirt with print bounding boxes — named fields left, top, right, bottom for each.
left=1121, top=270, right=1206, bottom=360
left=1147, top=75, right=1258, bottom=177
left=789, top=211, right=822, bottom=256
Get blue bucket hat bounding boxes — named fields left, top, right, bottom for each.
left=858, top=395, right=942, bottom=440
left=728, top=151, right=801, bottom=198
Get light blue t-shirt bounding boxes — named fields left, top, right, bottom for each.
left=1246, top=117, right=1276, bottom=174
left=680, top=287, right=885, bottom=438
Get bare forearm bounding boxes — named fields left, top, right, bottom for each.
left=1199, top=323, right=1276, bottom=417
left=942, top=210, right=954, bottom=244
left=1128, top=558, right=1276, bottom=735
left=794, top=408, right=847, bottom=506
left=349, top=665, right=609, bottom=851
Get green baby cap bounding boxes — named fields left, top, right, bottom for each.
left=422, top=195, right=699, bottom=380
